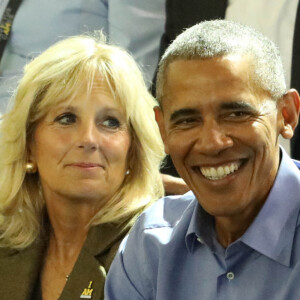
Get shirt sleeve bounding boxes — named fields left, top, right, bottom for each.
left=104, top=236, right=147, bottom=300
left=104, top=198, right=172, bottom=300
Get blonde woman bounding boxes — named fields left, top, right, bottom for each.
left=0, top=34, right=164, bottom=300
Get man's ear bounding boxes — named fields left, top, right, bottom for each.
left=154, top=106, right=170, bottom=154
left=279, top=89, right=300, bottom=139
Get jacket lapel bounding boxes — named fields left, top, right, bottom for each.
left=58, top=215, right=136, bottom=300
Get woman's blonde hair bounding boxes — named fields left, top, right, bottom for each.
left=0, top=33, right=165, bottom=249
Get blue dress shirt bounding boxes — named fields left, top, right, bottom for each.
left=105, top=150, right=300, bottom=300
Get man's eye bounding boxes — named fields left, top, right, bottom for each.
left=227, top=111, right=250, bottom=118
left=231, top=112, right=244, bottom=116
left=103, top=117, right=120, bottom=129
left=174, top=117, right=197, bottom=126
left=54, top=113, right=76, bottom=125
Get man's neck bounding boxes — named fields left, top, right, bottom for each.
left=214, top=199, right=266, bottom=248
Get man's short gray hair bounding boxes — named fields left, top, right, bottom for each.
left=156, top=20, right=286, bottom=105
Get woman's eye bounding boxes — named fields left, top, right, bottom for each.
left=102, top=117, right=120, bottom=129
left=54, top=113, right=76, bottom=125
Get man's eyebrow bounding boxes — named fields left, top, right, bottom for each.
left=170, top=108, right=198, bottom=122
left=220, top=101, right=255, bottom=111
left=169, top=102, right=255, bottom=122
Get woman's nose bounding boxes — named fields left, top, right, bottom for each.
left=77, top=121, right=98, bottom=151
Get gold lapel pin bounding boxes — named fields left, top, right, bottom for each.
left=80, top=281, right=93, bottom=299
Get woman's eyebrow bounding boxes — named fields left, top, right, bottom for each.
left=53, top=104, right=78, bottom=113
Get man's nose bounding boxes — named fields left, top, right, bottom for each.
left=77, top=121, right=98, bottom=151
left=194, top=119, right=233, bottom=155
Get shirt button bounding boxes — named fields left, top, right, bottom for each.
left=227, top=272, right=235, bottom=280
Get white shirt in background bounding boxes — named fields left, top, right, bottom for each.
left=225, top=0, right=299, bottom=154
left=106, top=0, right=165, bottom=86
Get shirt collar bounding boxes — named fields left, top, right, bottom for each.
left=241, top=148, right=300, bottom=266
left=186, top=198, right=216, bottom=252
left=185, top=148, right=300, bottom=266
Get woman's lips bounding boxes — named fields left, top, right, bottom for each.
left=67, top=162, right=103, bottom=168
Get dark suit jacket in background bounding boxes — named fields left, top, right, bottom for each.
left=291, top=2, right=300, bottom=160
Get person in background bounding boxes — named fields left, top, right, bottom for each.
left=0, top=33, right=164, bottom=300
left=100, top=0, right=165, bottom=86
left=0, top=0, right=165, bottom=110
left=105, top=20, right=300, bottom=300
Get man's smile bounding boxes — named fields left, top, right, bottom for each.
left=200, top=161, right=241, bottom=180
left=197, top=160, right=243, bottom=181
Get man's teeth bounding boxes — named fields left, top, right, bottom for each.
left=200, top=162, right=241, bottom=180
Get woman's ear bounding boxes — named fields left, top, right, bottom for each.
left=279, top=89, right=300, bottom=139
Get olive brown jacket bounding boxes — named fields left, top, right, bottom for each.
left=0, top=216, right=135, bottom=300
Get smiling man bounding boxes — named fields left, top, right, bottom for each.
left=105, top=20, right=300, bottom=300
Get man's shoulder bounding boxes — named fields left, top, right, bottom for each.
left=119, top=192, right=197, bottom=273
left=138, top=191, right=197, bottom=230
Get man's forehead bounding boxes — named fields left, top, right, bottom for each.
left=161, top=56, right=274, bottom=118
left=165, top=55, right=252, bottom=81
left=163, top=56, right=263, bottom=102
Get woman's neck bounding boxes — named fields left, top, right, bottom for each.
left=44, top=191, right=103, bottom=247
